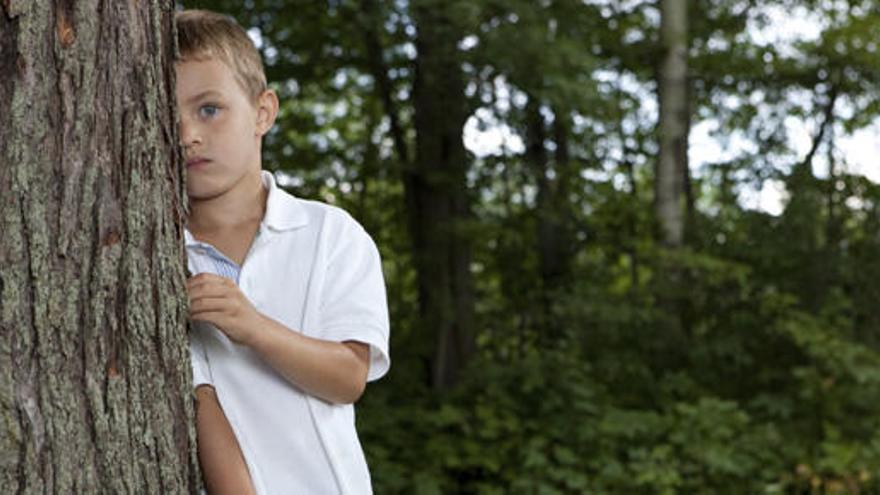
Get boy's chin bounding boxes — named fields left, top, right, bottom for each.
left=185, top=185, right=217, bottom=201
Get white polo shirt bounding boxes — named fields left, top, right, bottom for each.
left=188, top=171, right=390, bottom=494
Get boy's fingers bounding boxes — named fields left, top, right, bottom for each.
left=190, top=297, right=234, bottom=316
left=190, top=310, right=228, bottom=327
left=190, top=272, right=235, bottom=283
left=188, top=283, right=234, bottom=301
left=186, top=273, right=233, bottom=289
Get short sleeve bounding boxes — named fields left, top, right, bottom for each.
left=318, top=214, right=390, bottom=382
left=190, top=333, right=213, bottom=388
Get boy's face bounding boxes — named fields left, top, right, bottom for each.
left=175, top=57, right=276, bottom=200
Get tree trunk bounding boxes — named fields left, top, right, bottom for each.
left=524, top=101, right=575, bottom=337
left=544, top=107, right=574, bottom=290
left=656, top=0, right=688, bottom=248
left=411, top=0, right=475, bottom=390
left=653, top=0, right=691, bottom=349
left=0, top=1, right=199, bottom=492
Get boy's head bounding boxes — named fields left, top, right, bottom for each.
left=176, top=9, right=267, bottom=103
left=175, top=9, right=278, bottom=201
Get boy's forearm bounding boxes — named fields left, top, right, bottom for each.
left=244, top=313, right=370, bottom=404
left=195, top=386, right=255, bottom=495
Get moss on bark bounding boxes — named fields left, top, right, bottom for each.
left=0, top=1, right=199, bottom=493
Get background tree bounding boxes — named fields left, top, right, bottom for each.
left=189, top=0, right=880, bottom=492
left=410, top=0, right=477, bottom=390
left=0, top=1, right=199, bottom=492
left=656, top=0, right=689, bottom=248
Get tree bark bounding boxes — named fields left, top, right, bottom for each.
left=653, top=0, right=691, bottom=348
left=411, top=0, right=475, bottom=390
left=656, top=0, right=688, bottom=248
left=0, top=1, right=199, bottom=492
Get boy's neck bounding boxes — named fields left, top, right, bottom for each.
left=188, top=171, right=268, bottom=233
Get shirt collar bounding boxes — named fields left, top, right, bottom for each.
left=261, top=170, right=309, bottom=231
left=184, top=229, right=197, bottom=247
left=184, top=170, right=308, bottom=247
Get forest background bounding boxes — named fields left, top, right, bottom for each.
left=193, top=1, right=880, bottom=493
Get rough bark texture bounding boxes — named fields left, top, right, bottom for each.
left=656, top=0, right=688, bottom=248
left=411, top=0, right=475, bottom=390
left=0, top=1, right=199, bottom=493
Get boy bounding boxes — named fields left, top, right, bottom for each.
left=176, top=10, right=390, bottom=494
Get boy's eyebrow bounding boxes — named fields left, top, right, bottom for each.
left=185, top=90, right=223, bottom=104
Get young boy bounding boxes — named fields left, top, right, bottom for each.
left=176, top=10, right=390, bottom=494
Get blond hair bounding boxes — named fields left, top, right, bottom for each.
left=176, top=9, right=267, bottom=102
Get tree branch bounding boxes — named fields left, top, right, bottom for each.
left=799, top=84, right=838, bottom=171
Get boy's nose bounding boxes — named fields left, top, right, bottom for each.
left=179, top=118, right=202, bottom=148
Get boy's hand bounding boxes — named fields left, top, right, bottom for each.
left=187, top=273, right=261, bottom=346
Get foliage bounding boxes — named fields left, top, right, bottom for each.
left=184, top=0, right=880, bottom=492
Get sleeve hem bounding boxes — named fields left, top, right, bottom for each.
left=320, top=323, right=390, bottom=382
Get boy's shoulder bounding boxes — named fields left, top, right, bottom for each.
left=273, top=187, right=358, bottom=229
left=290, top=194, right=352, bottom=221
left=264, top=173, right=369, bottom=241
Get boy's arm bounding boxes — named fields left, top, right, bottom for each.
left=187, top=273, right=371, bottom=404
left=195, top=385, right=256, bottom=495
left=247, top=315, right=371, bottom=404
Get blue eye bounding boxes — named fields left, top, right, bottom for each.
left=199, top=104, right=220, bottom=119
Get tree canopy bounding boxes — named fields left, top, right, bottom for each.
left=188, top=1, right=880, bottom=492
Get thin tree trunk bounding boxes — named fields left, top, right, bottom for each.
left=623, top=157, right=641, bottom=290
left=654, top=0, right=690, bottom=346
left=360, top=0, right=410, bottom=168
left=546, top=108, right=574, bottom=287
left=0, top=1, right=199, bottom=492
left=525, top=99, right=550, bottom=280
left=525, top=101, right=575, bottom=336
left=412, top=0, right=475, bottom=390
left=656, top=0, right=688, bottom=248
left=615, top=80, right=641, bottom=291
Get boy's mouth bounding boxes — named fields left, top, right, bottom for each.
left=186, top=157, right=211, bottom=168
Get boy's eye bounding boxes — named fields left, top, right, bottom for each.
left=198, top=104, right=220, bottom=119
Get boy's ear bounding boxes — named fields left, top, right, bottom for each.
left=255, top=89, right=279, bottom=136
